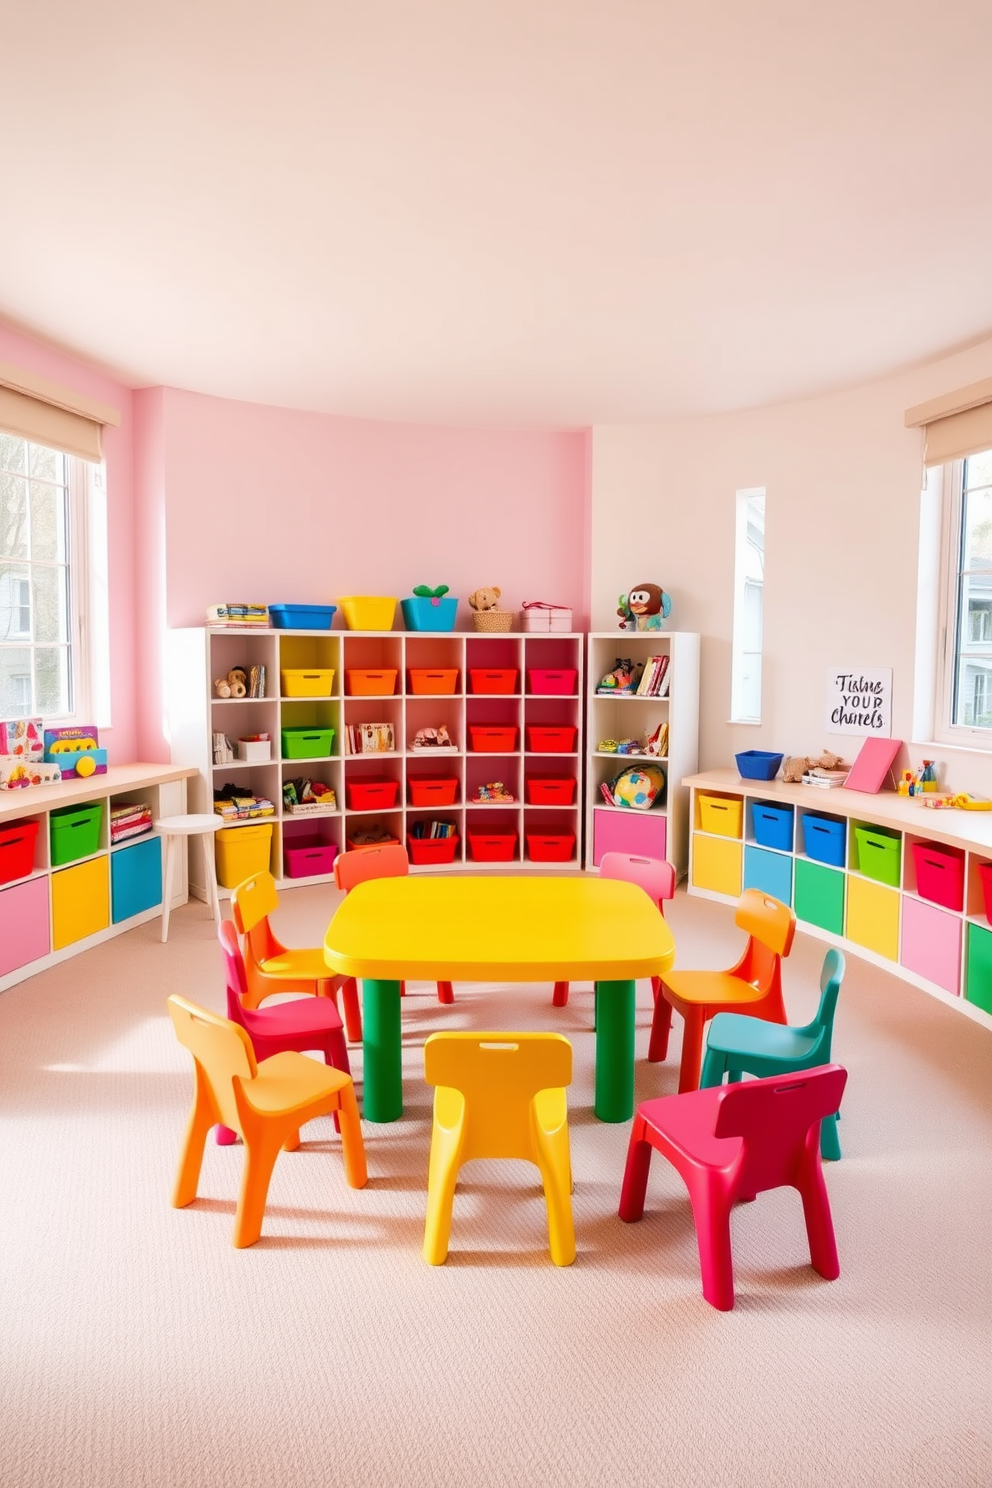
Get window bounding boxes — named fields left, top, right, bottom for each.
left=933, top=447, right=992, bottom=742
left=730, top=487, right=765, bottom=723
left=0, top=431, right=96, bottom=722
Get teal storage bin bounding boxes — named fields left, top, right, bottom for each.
left=854, top=825, right=901, bottom=887
left=400, top=596, right=458, bottom=632
left=111, top=835, right=162, bottom=923
left=743, top=844, right=793, bottom=905
left=50, top=801, right=103, bottom=866
left=281, top=727, right=335, bottom=759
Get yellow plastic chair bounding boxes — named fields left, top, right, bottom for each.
left=167, top=994, right=367, bottom=1248
left=422, top=1031, right=575, bottom=1267
left=231, top=870, right=362, bottom=1041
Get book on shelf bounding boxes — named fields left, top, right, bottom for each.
left=634, top=654, right=670, bottom=698
left=206, top=603, right=268, bottom=627
left=247, top=664, right=266, bottom=698
left=801, top=771, right=848, bottom=789
left=346, top=722, right=395, bottom=754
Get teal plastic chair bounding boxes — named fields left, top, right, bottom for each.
left=699, top=947, right=845, bottom=1160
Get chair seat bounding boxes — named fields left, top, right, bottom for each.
left=663, top=970, right=773, bottom=1009
left=705, top=1010, right=819, bottom=1064
left=243, top=997, right=344, bottom=1040
left=244, top=1051, right=353, bottom=1117
left=636, top=1088, right=744, bottom=1170
left=259, top=948, right=334, bottom=983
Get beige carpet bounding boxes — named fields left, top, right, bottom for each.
left=2, top=883, right=991, bottom=1488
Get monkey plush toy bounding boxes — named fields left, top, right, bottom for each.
left=617, top=584, right=672, bottom=631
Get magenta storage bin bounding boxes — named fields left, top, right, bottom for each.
left=912, top=840, right=965, bottom=912
left=284, top=838, right=339, bottom=878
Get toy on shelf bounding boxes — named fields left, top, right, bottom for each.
left=402, top=585, right=459, bottom=631
left=617, top=584, right=672, bottom=631
left=898, top=761, right=939, bottom=797
left=782, top=749, right=851, bottom=787
left=43, top=726, right=108, bottom=779
left=596, top=658, right=638, bottom=694
left=412, top=725, right=455, bottom=751
left=598, top=721, right=669, bottom=759
left=469, top=586, right=514, bottom=632
left=0, top=717, right=43, bottom=760
left=214, top=668, right=249, bottom=699
left=472, top=781, right=515, bottom=804
left=601, top=762, right=666, bottom=810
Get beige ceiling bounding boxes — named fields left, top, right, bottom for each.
left=3, top=1, right=991, bottom=427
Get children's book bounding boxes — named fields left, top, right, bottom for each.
left=843, top=737, right=904, bottom=794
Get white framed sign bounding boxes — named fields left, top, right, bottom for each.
left=826, top=668, right=892, bottom=736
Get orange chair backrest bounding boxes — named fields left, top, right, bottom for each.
left=334, top=843, right=410, bottom=893
left=231, top=871, right=284, bottom=963
left=424, top=1032, right=572, bottom=1161
left=599, top=852, right=675, bottom=912
left=167, top=994, right=257, bottom=1132
left=734, top=888, right=796, bottom=958
left=713, top=1064, right=848, bottom=1196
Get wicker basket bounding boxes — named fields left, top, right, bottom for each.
left=472, top=609, right=516, bottom=632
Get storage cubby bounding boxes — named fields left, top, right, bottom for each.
left=167, top=627, right=584, bottom=886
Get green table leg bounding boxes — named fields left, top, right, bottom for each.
left=361, top=978, right=403, bottom=1122
left=594, top=978, right=636, bottom=1122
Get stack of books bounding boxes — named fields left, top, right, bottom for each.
left=635, top=654, right=671, bottom=698
left=110, top=802, right=153, bottom=843
left=346, top=722, right=395, bottom=753
left=408, top=819, right=457, bottom=839
left=206, top=603, right=269, bottom=627
left=213, top=793, right=276, bottom=821
left=801, top=770, right=849, bottom=789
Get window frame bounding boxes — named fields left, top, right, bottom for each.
left=730, top=486, right=765, bottom=725
left=934, top=452, right=992, bottom=747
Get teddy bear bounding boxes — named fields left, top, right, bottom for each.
left=782, top=749, right=851, bottom=783
left=468, top=586, right=502, bottom=612
left=214, top=669, right=248, bottom=699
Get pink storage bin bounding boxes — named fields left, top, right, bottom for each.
left=527, top=669, right=578, bottom=695
left=900, top=895, right=961, bottom=995
left=911, top=840, right=965, bottom=913
left=284, top=838, right=339, bottom=878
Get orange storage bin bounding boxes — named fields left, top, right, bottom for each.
left=525, top=776, right=576, bottom=805
left=469, top=725, right=518, bottom=753
left=526, top=832, right=576, bottom=863
left=469, top=668, right=518, bottom=694
left=468, top=831, right=518, bottom=862
left=345, top=669, right=398, bottom=696
left=345, top=777, right=401, bottom=810
left=526, top=725, right=577, bottom=753
left=408, top=778, right=459, bottom=806
left=407, top=668, right=459, bottom=695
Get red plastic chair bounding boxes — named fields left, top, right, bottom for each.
left=649, top=888, right=796, bottom=1092
left=619, top=1064, right=848, bottom=1310
left=552, top=853, right=675, bottom=1008
left=333, top=844, right=455, bottom=1005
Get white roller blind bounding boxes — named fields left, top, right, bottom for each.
left=0, top=361, right=120, bottom=462
left=905, top=376, right=992, bottom=466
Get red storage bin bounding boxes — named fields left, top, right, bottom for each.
left=408, top=778, right=459, bottom=806
left=979, top=862, right=992, bottom=923
left=525, top=776, right=576, bottom=805
left=284, top=838, right=339, bottom=878
left=469, top=725, right=518, bottom=752
left=526, top=831, right=576, bottom=863
left=526, top=725, right=577, bottom=753
left=345, top=777, right=401, bottom=810
left=468, top=831, right=518, bottom=862
left=912, top=840, right=965, bottom=912
left=469, top=669, right=518, bottom=694
left=527, top=669, right=578, bottom=695
left=0, top=818, right=39, bottom=885
left=407, top=834, right=460, bottom=865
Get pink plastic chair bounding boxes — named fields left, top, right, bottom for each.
left=214, top=919, right=352, bottom=1146
left=619, top=1063, right=847, bottom=1310
left=552, top=853, right=675, bottom=1007
left=333, top=844, right=455, bottom=1005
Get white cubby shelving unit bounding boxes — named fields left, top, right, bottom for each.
left=585, top=631, right=700, bottom=874
left=166, top=626, right=585, bottom=894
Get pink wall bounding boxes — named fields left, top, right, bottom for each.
left=0, top=320, right=140, bottom=762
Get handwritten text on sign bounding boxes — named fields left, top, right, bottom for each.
left=825, top=668, right=892, bottom=737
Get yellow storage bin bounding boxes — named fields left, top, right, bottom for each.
left=280, top=668, right=335, bottom=697
left=215, top=823, right=273, bottom=889
left=846, top=874, right=900, bottom=961
left=698, top=793, right=744, bottom=838
left=338, top=596, right=397, bottom=631
left=51, top=856, right=110, bottom=950
left=691, top=833, right=743, bottom=897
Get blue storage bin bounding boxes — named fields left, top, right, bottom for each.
left=801, top=812, right=846, bottom=867
left=400, top=596, right=459, bottom=632
left=268, top=604, right=337, bottom=630
left=735, top=750, right=783, bottom=780
left=744, top=845, right=793, bottom=905
left=111, top=835, right=162, bottom=923
left=751, top=801, right=794, bottom=852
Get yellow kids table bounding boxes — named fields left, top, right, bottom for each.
left=323, top=875, right=675, bottom=1123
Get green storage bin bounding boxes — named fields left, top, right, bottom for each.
left=854, top=825, right=901, bottom=887
left=50, top=801, right=104, bottom=866
left=965, top=923, right=992, bottom=1015
left=794, top=858, right=845, bottom=934
left=281, top=727, right=335, bottom=759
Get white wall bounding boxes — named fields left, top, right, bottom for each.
left=592, top=333, right=992, bottom=795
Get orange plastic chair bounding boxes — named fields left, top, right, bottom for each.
left=619, top=1064, right=848, bottom=1309
left=649, top=888, right=796, bottom=1093
left=167, top=994, right=367, bottom=1248
left=231, top=870, right=363, bottom=1041
left=552, top=852, right=675, bottom=1007
left=422, top=1032, right=575, bottom=1266
left=333, top=844, right=454, bottom=1005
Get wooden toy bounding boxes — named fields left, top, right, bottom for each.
left=43, top=726, right=108, bottom=778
